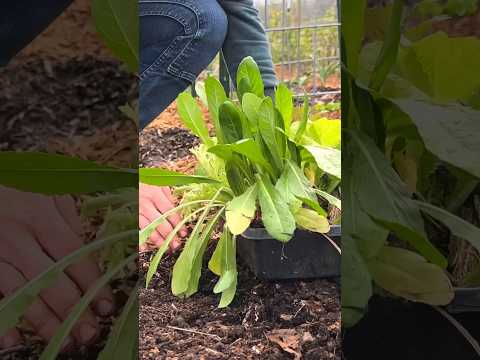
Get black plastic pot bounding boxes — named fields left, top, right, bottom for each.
left=237, top=225, right=341, bottom=280
left=447, top=288, right=480, bottom=313
left=343, top=295, right=480, bottom=360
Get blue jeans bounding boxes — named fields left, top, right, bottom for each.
left=0, top=1, right=74, bottom=66
left=140, top=0, right=228, bottom=129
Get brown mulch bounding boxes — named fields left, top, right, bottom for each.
left=147, top=100, right=213, bottom=132
left=139, top=250, right=341, bottom=360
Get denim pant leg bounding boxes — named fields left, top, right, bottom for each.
left=0, top=1, right=74, bottom=66
left=139, top=0, right=228, bottom=129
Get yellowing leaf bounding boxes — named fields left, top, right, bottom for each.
left=368, top=246, right=454, bottom=305
left=294, top=208, right=330, bottom=234
left=226, top=184, right=258, bottom=235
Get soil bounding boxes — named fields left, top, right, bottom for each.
left=140, top=127, right=200, bottom=168
left=343, top=295, right=480, bottom=360
left=139, top=249, right=341, bottom=360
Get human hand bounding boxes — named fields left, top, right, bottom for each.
left=139, top=184, right=187, bottom=252
left=0, top=186, right=114, bottom=351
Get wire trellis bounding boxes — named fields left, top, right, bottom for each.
left=260, top=0, right=341, bottom=97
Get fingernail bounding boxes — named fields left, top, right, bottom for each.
left=79, top=323, right=98, bottom=344
left=97, top=299, right=114, bottom=316
left=61, top=336, right=74, bottom=352
left=0, top=334, right=19, bottom=349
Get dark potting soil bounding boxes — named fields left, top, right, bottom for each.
left=139, top=246, right=341, bottom=360
left=139, top=127, right=200, bottom=167
left=0, top=56, right=137, bottom=152
left=343, top=295, right=480, bottom=360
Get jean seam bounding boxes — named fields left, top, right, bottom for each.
left=140, top=10, right=192, bottom=34
left=140, top=0, right=206, bottom=83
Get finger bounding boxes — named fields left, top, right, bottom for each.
left=0, top=223, right=100, bottom=346
left=161, top=187, right=188, bottom=238
left=141, top=185, right=184, bottom=234
left=0, top=328, right=22, bottom=349
left=0, top=262, right=74, bottom=351
left=54, top=195, right=83, bottom=237
left=140, top=198, right=179, bottom=248
left=150, top=188, right=185, bottom=235
left=32, top=207, right=115, bottom=317
left=139, top=214, right=165, bottom=247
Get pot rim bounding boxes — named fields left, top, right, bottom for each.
left=241, top=224, right=341, bottom=240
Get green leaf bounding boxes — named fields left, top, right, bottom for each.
left=209, top=139, right=275, bottom=177
left=276, top=160, right=317, bottom=205
left=92, top=0, right=138, bottom=72
left=304, top=146, right=341, bottom=179
left=342, top=169, right=387, bottom=259
left=310, top=119, right=341, bottom=149
left=226, top=184, right=258, bottom=235
left=208, top=233, right=225, bottom=276
left=257, top=174, right=296, bottom=242
left=342, top=235, right=372, bottom=328
left=172, top=190, right=224, bottom=296
left=403, top=32, right=480, bottom=103
left=342, top=0, right=366, bottom=74
left=295, top=196, right=327, bottom=217
left=98, top=288, right=138, bottom=360
left=205, top=76, right=227, bottom=134
left=177, top=92, right=213, bottom=147
left=258, top=97, right=283, bottom=171
left=215, top=232, right=238, bottom=308
left=40, top=253, right=137, bottom=359
left=349, top=130, right=447, bottom=268
left=368, top=246, right=454, bottom=305
left=275, top=83, right=294, bottom=131
left=139, top=168, right=219, bottom=186
left=145, top=206, right=208, bottom=287
left=185, top=209, right=225, bottom=297
left=415, top=201, right=480, bottom=254
left=218, top=101, right=244, bottom=144
left=391, top=98, right=480, bottom=179
left=214, top=270, right=236, bottom=294
left=314, top=189, right=342, bottom=210
left=139, top=200, right=222, bottom=246
left=0, top=230, right=136, bottom=337
left=294, top=95, right=310, bottom=143
left=369, top=0, right=404, bottom=91
left=0, top=152, right=136, bottom=195
left=242, top=93, right=263, bottom=127
left=236, top=56, right=264, bottom=99
left=294, top=208, right=330, bottom=233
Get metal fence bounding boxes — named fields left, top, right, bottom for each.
left=259, top=0, right=341, bottom=98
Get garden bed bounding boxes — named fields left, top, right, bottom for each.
left=139, top=250, right=340, bottom=360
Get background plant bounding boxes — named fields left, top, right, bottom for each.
left=342, top=0, right=480, bottom=328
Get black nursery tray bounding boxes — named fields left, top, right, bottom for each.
left=237, top=225, right=341, bottom=280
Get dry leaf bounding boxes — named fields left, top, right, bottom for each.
left=302, top=332, right=315, bottom=343
left=266, top=329, right=302, bottom=360
left=280, top=314, right=294, bottom=321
